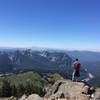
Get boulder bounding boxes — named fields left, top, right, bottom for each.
left=82, top=85, right=90, bottom=94
left=19, top=95, right=27, bottom=100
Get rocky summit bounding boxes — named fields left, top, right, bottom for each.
left=19, top=79, right=100, bottom=100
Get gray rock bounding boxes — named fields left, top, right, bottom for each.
left=82, top=85, right=90, bottom=94
left=45, top=80, right=63, bottom=97
left=93, top=92, right=100, bottom=100
left=19, top=94, right=27, bottom=100
left=19, top=94, right=43, bottom=100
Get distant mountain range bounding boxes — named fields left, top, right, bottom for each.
left=0, top=47, right=100, bottom=86
left=1, top=47, right=100, bottom=61
left=0, top=49, right=72, bottom=75
left=67, top=50, right=100, bottom=62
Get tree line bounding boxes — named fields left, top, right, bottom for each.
left=0, top=78, right=45, bottom=98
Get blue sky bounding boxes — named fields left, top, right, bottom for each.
left=0, top=0, right=100, bottom=51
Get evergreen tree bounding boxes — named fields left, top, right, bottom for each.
left=11, top=84, right=17, bottom=97
left=25, top=82, right=33, bottom=96
left=1, top=79, right=12, bottom=97
left=17, top=84, right=25, bottom=97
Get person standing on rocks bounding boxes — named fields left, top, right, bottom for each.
left=72, top=58, right=81, bottom=82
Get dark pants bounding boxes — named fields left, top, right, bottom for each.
left=72, top=69, right=80, bottom=81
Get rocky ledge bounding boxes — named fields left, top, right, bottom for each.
left=19, top=80, right=100, bottom=100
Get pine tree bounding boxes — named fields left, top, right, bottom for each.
left=17, top=84, right=25, bottom=97
left=1, top=79, right=12, bottom=97
left=11, top=84, right=17, bottom=97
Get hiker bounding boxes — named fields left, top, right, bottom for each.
left=72, top=59, right=81, bottom=82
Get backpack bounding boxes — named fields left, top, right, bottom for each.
left=73, top=61, right=81, bottom=70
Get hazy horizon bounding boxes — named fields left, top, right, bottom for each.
left=0, top=46, right=100, bottom=52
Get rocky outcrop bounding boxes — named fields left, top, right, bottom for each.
left=44, top=80, right=93, bottom=100
left=19, top=80, right=100, bottom=100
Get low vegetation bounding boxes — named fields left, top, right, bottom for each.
left=0, top=71, right=63, bottom=98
